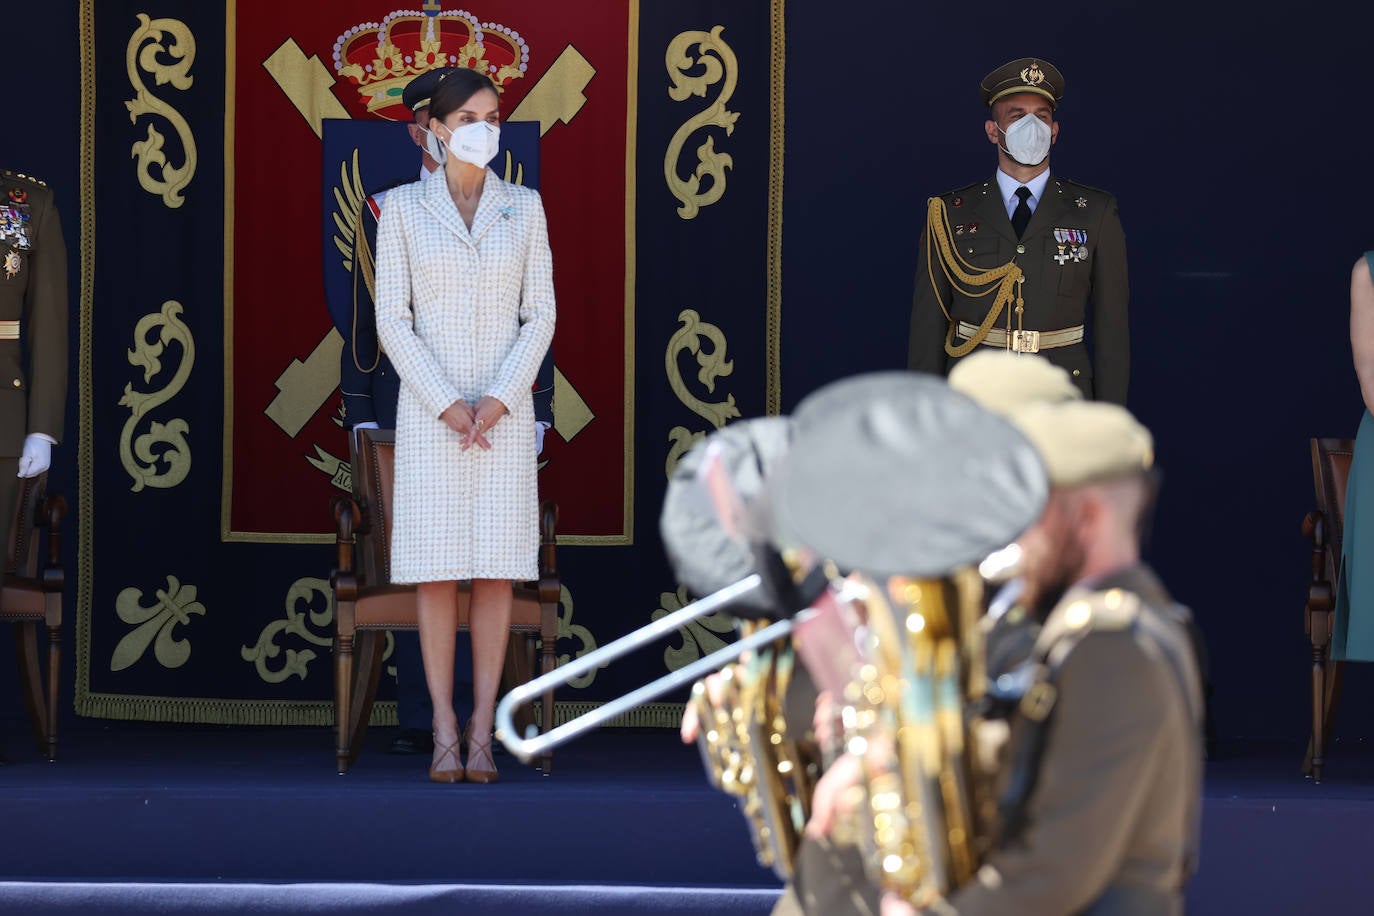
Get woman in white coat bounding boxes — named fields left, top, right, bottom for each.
left=375, top=68, right=555, bottom=783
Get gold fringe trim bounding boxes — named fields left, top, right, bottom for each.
left=765, top=0, right=785, bottom=415
left=72, top=695, right=686, bottom=729
left=74, top=0, right=99, bottom=719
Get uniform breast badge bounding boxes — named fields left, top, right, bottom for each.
left=3, top=250, right=20, bottom=279
left=1053, top=228, right=1089, bottom=265
left=7, top=188, right=26, bottom=205
left=1074, top=196, right=1088, bottom=208
left=0, top=205, right=31, bottom=250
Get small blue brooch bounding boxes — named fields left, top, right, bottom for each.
left=499, top=205, right=515, bottom=220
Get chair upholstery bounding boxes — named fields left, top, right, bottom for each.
left=0, top=473, right=67, bottom=761
left=1303, top=437, right=1355, bottom=782
left=331, top=428, right=560, bottom=774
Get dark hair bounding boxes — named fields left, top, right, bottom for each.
left=427, top=68, right=499, bottom=124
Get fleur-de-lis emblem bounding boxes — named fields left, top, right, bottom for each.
left=651, top=585, right=736, bottom=672
left=111, top=575, right=206, bottom=671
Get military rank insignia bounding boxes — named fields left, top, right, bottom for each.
left=1053, top=227, right=1089, bottom=265
left=7, top=188, right=26, bottom=205
left=3, top=250, right=20, bottom=279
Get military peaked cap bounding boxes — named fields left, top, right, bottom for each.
left=980, top=57, right=1065, bottom=108
left=402, top=66, right=460, bottom=114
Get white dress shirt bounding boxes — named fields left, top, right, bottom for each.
left=995, top=168, right=1052, bottom=220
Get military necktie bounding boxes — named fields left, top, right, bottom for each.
left=1011, top=186, right=1032, bottom=238
left=1011, top=184, right=1033, bottom=236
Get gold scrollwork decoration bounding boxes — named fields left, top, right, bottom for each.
left=126, top=14, right=198, bottom=209
left=664, top=25, right=739, bottom=219
left=666, top=308, right=739, bottom=429
left=111, top=575, right=205, bottom=672
left=553, top=584, right=602, bottom=689
left=118, top=300, right=195, bottom=492
left=652, top=585, right=736, bottom=673
left=665, top=426, right=706, bottom=478
left=240, top=577, right=394, bottom=685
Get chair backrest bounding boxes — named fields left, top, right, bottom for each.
left=7, top=473, right=45, bottom=578
left=351, top=429, right=397, bottom=588
left=1311, top=437, right=1356, bottom=573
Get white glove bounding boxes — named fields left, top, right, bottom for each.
left=535, top=421, right=550, bottom=456
left=17, top=434, right=52, bottom=478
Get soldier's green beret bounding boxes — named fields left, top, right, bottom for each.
left=980, top=57, right=1065, bottom=109
left=947, top=352, right=1082, bottom=416
left=1011, top=401, right=1153, bottom=487
left=403, top=67, right=460, bottom=114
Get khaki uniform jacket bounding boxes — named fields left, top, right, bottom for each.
left=907, top=175, right=1129, bottom=405
left=944, top=564, right=1203, bottom=915
left=0, top=171, right=67, bottom=455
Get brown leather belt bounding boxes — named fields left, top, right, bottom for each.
left=956, top=321, right=1084, bottom=354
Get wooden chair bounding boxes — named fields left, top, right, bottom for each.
left=0, top=473, right=66, bottom=762
left=330, top=428, right=560, bottom=775
left=1303, top=437, right=1355, bottom=782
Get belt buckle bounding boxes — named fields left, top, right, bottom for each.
left=1019, top=680, right=1057, bottom=722
left=1011, top=329, right=1040, bottom=354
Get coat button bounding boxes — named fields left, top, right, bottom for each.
left=1072, top=369, right=1081, bottom=377
left=1016, top=244, right=1026, bottom=254
left=10, top=378, right=18, bottom=388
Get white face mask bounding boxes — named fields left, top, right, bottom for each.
left=421, top=126, right=447, bottom=166
left=1000, top=115, right=1052, bottom=167
left=440, top=120, right=501, bottom=169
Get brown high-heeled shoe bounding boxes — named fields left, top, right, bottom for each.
left=463, top=723, right=499, bottom=784
left=428, top=732, right=464, bottom=784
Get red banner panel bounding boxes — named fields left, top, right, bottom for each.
left=225, top=1, right=634, bottom=542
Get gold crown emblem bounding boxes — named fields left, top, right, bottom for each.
left=1020, top=62, right=1046, bottom=87
left=333, top=5, right=530, bottom=121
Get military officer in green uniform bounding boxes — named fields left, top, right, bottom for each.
left=0, top=170, right=67, bottom=550
left=876, top=397, right=1202, bottom=915
left=907, top=58, right=1130, bottom=405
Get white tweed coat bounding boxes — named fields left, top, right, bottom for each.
left=374, top=169, right=555, bottom=583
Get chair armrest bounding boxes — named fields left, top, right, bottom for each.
left=1304, top=510, right=1334, bottom=639
left=331, top=494, right=362, bottom=585
left=40, top=492, right=66, bottom=594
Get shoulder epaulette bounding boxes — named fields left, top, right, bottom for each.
left=2, top=170, right=48, bottom=188
left=940, top=179, right=985, bottom=199
left=1036, top=587, right=1141, bottom=658
left=1054, top=177, right=1114, bottom=199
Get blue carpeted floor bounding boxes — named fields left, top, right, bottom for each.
left=0, top=720, right=1371, bottom=913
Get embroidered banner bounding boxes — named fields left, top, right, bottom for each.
left=76, top=0, right=782, bottom=726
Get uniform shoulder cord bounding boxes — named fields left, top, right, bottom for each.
left=924, top=197, right=1026, bottom=359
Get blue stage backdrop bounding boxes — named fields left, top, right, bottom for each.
left=8, top=1, right=1374, bottom=742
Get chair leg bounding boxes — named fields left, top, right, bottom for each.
left=505, top=635, right=536, bottom=738
left=13, top=622, right=47, bottom=756
left=335, top=630, right=354, bottom=775
left=346, top=631, right=386, bottom=764
left=45, top=625, right=59, bottom=762
left=1311, top=641, right=1328, bottom=782
left=540, top=626, right=557, bottom=775
left=1322, top=662, right=1346, bottom=766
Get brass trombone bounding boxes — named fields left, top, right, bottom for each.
left=495, top=573, right=798, bottom=764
